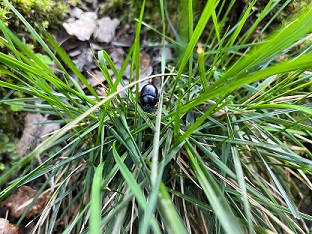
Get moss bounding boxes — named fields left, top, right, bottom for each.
left=278, top=0, right=311, bottom=21
left=0, top=131, right=19, bottom=171
left=0, top=0, right=68, bottom=103
left=0, top=104, right=25, bottom=137
left=97, top=0, right=180, bottom=41
left=0, top=0, right=68, bottom=45
left=0, top=105, right=24, bottom=172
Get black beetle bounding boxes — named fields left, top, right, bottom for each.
left=140, top=84, right=158, bottom=112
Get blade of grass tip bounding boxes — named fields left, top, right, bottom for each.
left=197, top=42, right=209, bottom=90
left=90, top=163, right=104, bottom=234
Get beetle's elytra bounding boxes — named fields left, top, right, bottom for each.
left=140, top=84, right=158, bottom=112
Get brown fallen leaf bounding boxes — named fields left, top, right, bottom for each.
left=1, top=186, right=50, bottom=219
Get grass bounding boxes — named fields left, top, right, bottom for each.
left=1, top=0, right=312, bottom=233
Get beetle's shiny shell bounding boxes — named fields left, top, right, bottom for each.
left=140, top=84, right=158, bottom=112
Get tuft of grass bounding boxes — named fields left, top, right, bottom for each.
left=0, top=0, right=312, bottom=233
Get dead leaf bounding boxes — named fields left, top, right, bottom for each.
left=40, top=122, right=60, bottom=141
left=0, top=218, right=20, bottom=234
left=153, top=40, right=173, bottom=63
left=109, top=48, right=124, bottom=64
left=1, top=186, right=50, bottom=219
left=85, top=70, right=108, bottom=88
left=16, top=113, right=61, bottom=157
left=95, top=17, right=120, bottom=43
left=63, top=8, right=97, bottom=41
left=130, top=52, right=153, bottom=92
left=84, top=0, right=98, bottom=9
left=16, top=113, right=46, bottom=157
left=72, top=48, right=96, bottom=71
left=139, top=52, right=153, bottom=79
left=116, top=79, right=129, bottom=98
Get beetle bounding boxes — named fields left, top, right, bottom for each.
left=140, top=84, right=158, bottom=112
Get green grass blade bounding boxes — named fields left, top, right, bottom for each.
left=185, top=141, right=244, bottom=233
left=90, top=163, right=104, bottom=234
